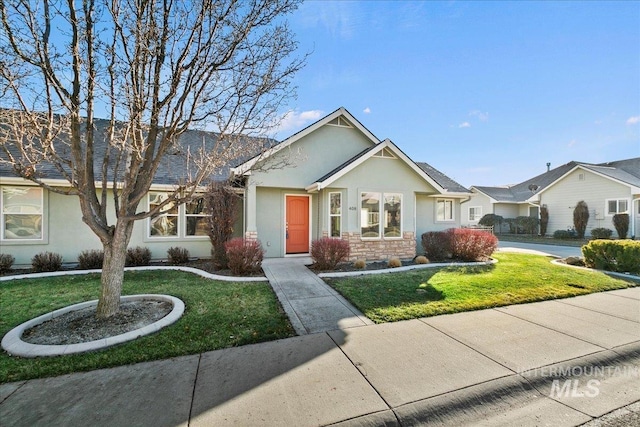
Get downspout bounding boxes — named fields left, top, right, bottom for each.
left=316, top=183, right=322, bottom=240
left=633, top=198, right=639, bottom=239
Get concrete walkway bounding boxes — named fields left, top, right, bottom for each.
left=1, top=287, right=638, bottom=426
left=262, top=257, right=372, bottom=334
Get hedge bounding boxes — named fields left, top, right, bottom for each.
left=582, top=240, right=640, bottom=274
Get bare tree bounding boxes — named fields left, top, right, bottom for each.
left=0, top=0, right=304, bottom=318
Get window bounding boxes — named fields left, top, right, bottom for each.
left=436, top=199, right=454, bottom=221
left=383, top=193, right=402, bottom=238
left=149, top=192, right=179, bottom=237
left=606, top=199, right=628, bottom=215
left=185, top=197, right=208, bottom=237
left=361, top=192, right=402, bottom=238
left=469, top=206, right=482, bottom=222
left=1, top=186, right=43, bottom=240
left=361, top=192, right=380, bottom=238
left=329, top=192, right=341, bottom=238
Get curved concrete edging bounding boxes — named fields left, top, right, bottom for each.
left=318, top=258, right=498, bottom=278
left=550, top=259, right=640, bottom=281
left=1, top=294, right=185, bottom=358
left=0, top=265, right=268, bottom=282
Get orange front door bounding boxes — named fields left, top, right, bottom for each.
left=286, top=196, right=310, bottom=254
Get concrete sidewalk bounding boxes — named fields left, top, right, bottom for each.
left=262, top=257, right=372, bottom=334
left=1, top=287, right=638, bottom=426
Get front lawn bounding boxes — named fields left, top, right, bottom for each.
left=326, top=253, right=636, bottom=323
left=0, top=271, right=294, bottom=383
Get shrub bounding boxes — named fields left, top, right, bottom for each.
left=612, top=213, right=629, bottom=239
left=573, top=201, right=590, bottom=239
left=126, top=246, right=152, bottom=266
left=205, top=183, right=241, bottom=269
left=503, top=218, right=517, bottom=234
left=554, top=230, right=573, bottom=239
left=590, top=228, right=613, bottom=240
left=422, top=229, right=497, bottom=262
left=225, top=238, right=264, bottom=275
left=421, top=231, right=453, bottom=261
left=353, top=259, right=366, bottom=269
left=387, top=257, right=402, bottom=268
left=478, top=214, right=503, bottom=229
left=311, top=237, right=350, bottom=270
left=539, top=206, right=549, bottom=236
left=415, top=255, right=429, bottom=264
left=447, top=228, right=498, bottom=261
left=167, top=247, right=190, bottom=265
left=582, top=240, right=640, bottom=274
left=0, top=254, right=15, bottom=273
left=32, top=252, right=63, bottom=272
left=77, top=249, right=104, bottom=269
left=515, top=216, right=539, bottom=235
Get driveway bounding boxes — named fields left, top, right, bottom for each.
left=498, top=240, right=582, bottom=258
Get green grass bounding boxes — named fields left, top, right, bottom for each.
left=0, top=271, right=294, bottom=384
left=327, top=253, right=637, bottom=323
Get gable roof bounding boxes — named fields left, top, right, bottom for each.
left=231, top=107, right=381, bottom=176
left=415, top=162, right=470, bottom=193
left=472, top=157, right=640, bottom=203
left=0, top=115, right=272, bottom=188
left=579, top=158, right=640, bottom=188
left=305, top=139, right=470, bottom=196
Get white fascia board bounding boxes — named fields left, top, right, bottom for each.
left=424, top=193, right=475, bottom=199
left=469, top=186, right=496, bottom=202
left=0, top=176, right=214, bottom=194
left=231, top=107, right=381, bottom=177
left=384, top=140, right=449, bottom=194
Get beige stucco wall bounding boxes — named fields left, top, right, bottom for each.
left=1, top=185, right=239, bottom=266
left=253, top=187, right=317, bottom=258
left=415, top=194, right=462, bottom=255
left=249, top=124, right=374, bottom=189
left=461, top=191, right=493, bottom=225
left=539, top=168, right=633, bottom=236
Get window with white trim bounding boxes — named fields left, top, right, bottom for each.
left=149, top=192, right=179, bottom=237
left=606, top=199, right=628, bottom=215
left=468, top=206, right=482, bottom=222
left=1, top=186, right=43, bottom=240
left=436, top=199, right=454, bottom=222
left=383, top=193, right=402, bottom=238
left=185, top=197, right=208, bottom=237
left=360, top=192, right=402, bottom=239
left=329, top=192, right=341, bottom=238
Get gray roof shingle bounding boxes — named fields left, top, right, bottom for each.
left=473, top=157, right=640, bottom=202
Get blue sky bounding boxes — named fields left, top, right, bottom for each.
left=274, top=1, right=640, bottom=188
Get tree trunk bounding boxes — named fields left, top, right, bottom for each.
left=96, top=220, right=134, bottom=318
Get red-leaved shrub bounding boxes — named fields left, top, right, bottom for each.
left=224, top=238, right=264, bottom=275
left=422, top=229, right=497, bottom=261
left=421, top=231, right=453, bottom=261
left=447, top=228, right=498, bottom=261
left=311, top=237, right=350, bottom=270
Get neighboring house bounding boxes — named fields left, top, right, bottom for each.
left=1, top=107, right=470, bottom=265
left=463, top=158, right=640, bottom=238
